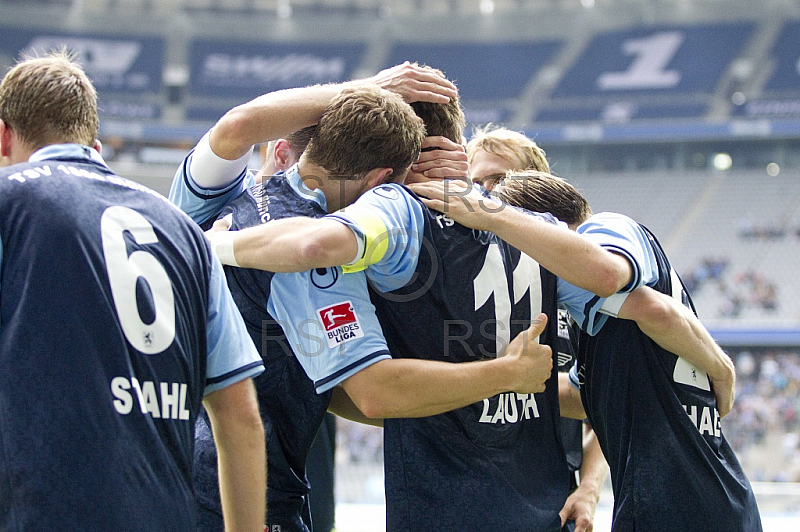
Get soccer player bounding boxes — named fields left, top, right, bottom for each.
left=255, top=124, right=337, bottom=532
left=0, top=52, right=265, bottom=530
left=466, top=124, right=550, bottom=190
left=465, top=125, right=607, bottom=530
left=210, top=95, right=754, bottom=532
left=417, top=172, right=762, bottom=531
left=171, top=66, right=554, bottom=532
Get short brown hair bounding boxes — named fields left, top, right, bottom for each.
left=494, top=170, right=591, bottom=226
left=284, top=125, right=317, bottom=157
left=467, top=125, right=550, bottom=173
left=0, top=50, right=98, bottom=149
left=305, top=85, right=424, bottom=181
left=410, top=66, right=465, bottom=143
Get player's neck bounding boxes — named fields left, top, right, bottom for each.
left=297, top=160, right=344, bottom=213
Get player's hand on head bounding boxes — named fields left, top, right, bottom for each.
left=407, top=136, right=469, bottom=183
left=407, top=179, right=504, bottom=231
left=368, top=61, right=457, bottom=104
left=504, top=313, right=552, bottom=394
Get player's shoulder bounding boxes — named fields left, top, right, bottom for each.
left=366, top=182, right=416, bottom=203
left=347, top=182, right=422, bottom=223
left=583, top=211, right=637, bottom=228
left=577, top=211, right=644, bottom=238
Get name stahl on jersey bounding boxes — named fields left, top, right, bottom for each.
left=575, top=225, right=762, bottom=532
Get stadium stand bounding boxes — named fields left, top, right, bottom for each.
left=541, top=22, right=756, bottom=122
left=733, top=19, right=800, bottom=120
left=384, top=40, right=563, bottom=124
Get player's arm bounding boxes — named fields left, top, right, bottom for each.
left=407, top=180, right=631, bottom=297
left=207, top=215, right=358, bottom=272
left=172, top=82, right=346, bottom=217
left=339, top=315, right=552, bottom=419
left=328, top=385, right=383, bottom=427
left=208, top=183, right=418, bottom=274
left=203, top=378, right=266, bottom=532
left=202, top=254, right=267, bottom=532
left=210, top=62, right=457, bottom=161
left=560, top=427, right=608, bottom=532
left=616, top=286, right=736, bottom=417
left=558, top=372, right=586, bottom=420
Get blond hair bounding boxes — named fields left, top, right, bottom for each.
left=0, top=50, right=98, bottom=149
left=466, top=125, right=550, bottom=174
left=305, top=85, right=424, bottom=181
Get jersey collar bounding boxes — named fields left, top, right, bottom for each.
left=285, top=163, right=327, bottom=211
left=29, top=143, right=109, bottom=168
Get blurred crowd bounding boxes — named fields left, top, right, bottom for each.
left=723, top=349, right=800, bottom=482
left=684, top=257, right=779, bottom=318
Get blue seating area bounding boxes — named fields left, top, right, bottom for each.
left=764, top=20, right=800, bottom=95
left=733, top=20, right=800, bottom=119
left=386, top=40, right=562, bottom=101
left=385, top=40, right=562, bottom=125
left=188, top=39, right=366, bottom=99
left=552, top=22, right=755, bottom=98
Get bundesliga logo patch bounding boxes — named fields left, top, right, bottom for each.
left=317, top=301, right=364, bottom=348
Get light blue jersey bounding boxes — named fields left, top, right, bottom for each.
left=557, top=212, right=659, bottom=335
left=169, top=144, right=257, bottom=226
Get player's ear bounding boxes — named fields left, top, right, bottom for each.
left=366, top=167, right=393, bottom=188
left=273, top=139, right=295, bottom=171
left=92, top=139, right=103, bottom=155
left=0, top=120, right=12, bottom=158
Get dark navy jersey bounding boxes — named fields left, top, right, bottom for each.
left=331, top=184, right=571, bottom=531
left=573, top=218, right=762, bottom=531
left=557, top=309, right=583, bottom=477
left=0, top=146, right=262, bottom=530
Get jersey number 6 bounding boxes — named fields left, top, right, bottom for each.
left=101, top=206, right=176, bottom=355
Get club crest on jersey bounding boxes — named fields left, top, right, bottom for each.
left=317, top=301, right=363, bottom=348
left=311, top=267, right=339, bottom=289
left=374, top=185, right=400, bottom=200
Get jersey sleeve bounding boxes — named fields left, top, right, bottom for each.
left=204, top=256, right=265, bottom=394
left=568, top=361, right=581, bottom=390
left=168, top=133, right=255, bottom=225
left=267, top=268, right=391, bottom=394
left=558, top=212, right=660, bottom=336
left=325, top=184, right=425, bottom=292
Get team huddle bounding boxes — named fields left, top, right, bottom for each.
left=0, top=51, right=762, bottom=532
